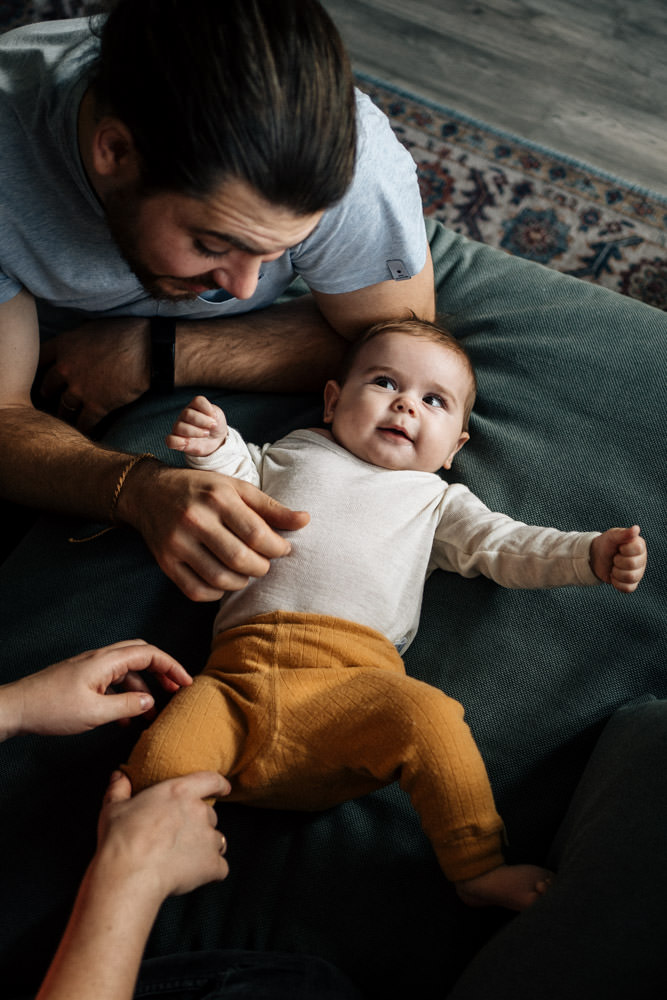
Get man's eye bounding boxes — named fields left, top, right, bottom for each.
left=373, top=375, right=397, bottom=389
left=424, top=393, right=446, bottom=408
left=194, top=240, right=227, bottom=259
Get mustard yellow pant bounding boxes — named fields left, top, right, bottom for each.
left=124, top=612, right=505, bottom=882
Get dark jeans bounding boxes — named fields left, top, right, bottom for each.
left=133, top=950, right=365, bottom=999
left=447, top=700, right=667, bottom=999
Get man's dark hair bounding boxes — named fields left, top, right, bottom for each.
left=90, top=0, right=356, bottom=212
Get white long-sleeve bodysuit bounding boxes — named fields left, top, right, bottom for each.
left=190, top=428, right=600, bottom=653
left=126, top=427, right=601, bottom=883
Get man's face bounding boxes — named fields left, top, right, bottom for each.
left=323, top=331, right=472, bottom=473
left=103, top=177, right=323, bottom=302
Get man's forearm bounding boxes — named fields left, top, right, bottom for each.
left=0, top=404, right=149, bottom=521
left=174, top=295, right=349, bottom=392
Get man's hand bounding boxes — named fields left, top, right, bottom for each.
left=38, top=317, right=150, bottom=432
left=0, top=641, right=193, bottom=741
left=590, top=525, right=647, bottom=593
left=119, top=462, right=310, bottom=602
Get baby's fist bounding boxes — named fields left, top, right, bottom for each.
left=166, top=395, right=228, bottom=457
left=590, top=525, right=647, bottom=593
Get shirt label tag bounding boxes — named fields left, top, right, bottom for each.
left=387, top=259, right=411, bottom=281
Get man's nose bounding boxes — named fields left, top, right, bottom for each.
left=211, top=252, right=262, bottom=300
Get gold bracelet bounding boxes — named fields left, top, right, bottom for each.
left=109, top=452, right=156, bottom=524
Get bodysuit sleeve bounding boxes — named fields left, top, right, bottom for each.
left=429, top=484, right=601, bottom=589
left=184, top=427, right=263, bottom=488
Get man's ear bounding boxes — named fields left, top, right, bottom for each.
left=90, top=117, right=140, bottom=182
left=323, top=380, right=341, bottom=424
left=442, top=430, right=470, bottom=470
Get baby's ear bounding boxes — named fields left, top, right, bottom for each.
left=323, top=380, right=341, bottom=424
left=442, top=430, right=470, bottom=470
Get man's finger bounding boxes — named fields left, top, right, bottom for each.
left=245, top=486, right=311, bottom=533
left=37, top=361, right=65, bottom=401
left=166, top=554, right=247, bottom=603
left=216, top=482, right=309, bottom=556
left=76, top=402, right=107, bottom=433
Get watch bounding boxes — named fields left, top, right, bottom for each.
left=149, top=316, right=176, bottom=393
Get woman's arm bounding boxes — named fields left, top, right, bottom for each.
left=36, top=771, right=230, bottom=1000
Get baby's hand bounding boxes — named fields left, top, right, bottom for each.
left=590, top=525, right=647, bottom=593
left=166, top=395, right=228, bottom=457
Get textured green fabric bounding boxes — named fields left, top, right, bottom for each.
left=0, top=220, right=665, bottom=998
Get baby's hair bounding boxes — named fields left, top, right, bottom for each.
left=338, top=316, right=477, bottom=430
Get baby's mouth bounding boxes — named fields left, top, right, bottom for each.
left=379, top=425, right=412, bottom=442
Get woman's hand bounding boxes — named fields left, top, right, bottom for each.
left=0, top=640, right=192, bottom=741
left=97, top=770, right=230, bottom=899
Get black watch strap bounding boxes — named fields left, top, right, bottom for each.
left=149, top=316, right=176, bottom=393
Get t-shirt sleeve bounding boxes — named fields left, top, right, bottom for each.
left=0, top=269, right=23, bottom=304
left=289, top=90, right=427, bottom=294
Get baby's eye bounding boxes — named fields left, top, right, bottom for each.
left=423, top=393, right=446, bottom=408
left=373, top=375, right=397, bottom=390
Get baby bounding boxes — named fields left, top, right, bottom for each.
left=124, top=317, right=646, bottom=911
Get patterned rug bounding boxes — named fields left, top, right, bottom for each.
left=3, top=2, right=667, bottom=310
left=357, top=73, right=667, bottom=311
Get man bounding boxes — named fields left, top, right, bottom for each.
left=0, top=0, right=434, bottom=599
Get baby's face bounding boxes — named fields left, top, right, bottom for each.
left=323, top=331, right=471, bottom=473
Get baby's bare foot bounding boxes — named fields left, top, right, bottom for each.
left=456, top=863, right=554, bottom=911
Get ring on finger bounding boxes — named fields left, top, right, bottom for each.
left=61, top=395, right=80, bottom=413
left=219, top=833, right=227, bottom=856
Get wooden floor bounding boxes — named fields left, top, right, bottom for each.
left=321, top=0, right=667, bottom=198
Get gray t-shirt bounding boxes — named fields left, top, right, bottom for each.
left=0, top=18, right=427, bottom=330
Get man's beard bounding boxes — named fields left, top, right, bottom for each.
left=104, top=188, right=214, bottom=302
